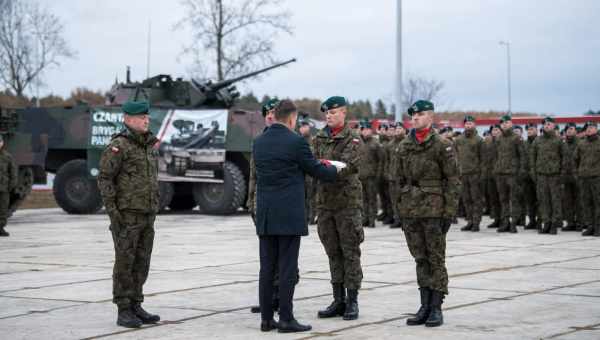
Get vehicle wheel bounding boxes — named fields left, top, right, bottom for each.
left=168, top=193, right=197, bottom=211
left=158, top=182, right=174, bottom=212
left=193, top=161, right=246, bottom=215
left=8, top=167, right=34, bottom=216
left=53, top=159, right=103, bottom=214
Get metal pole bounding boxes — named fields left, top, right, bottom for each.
left=146, top=21, right=151, bottom=78
left=506, top=42, right=512, bottom=114
left=395, top=0, right=403, bottom=121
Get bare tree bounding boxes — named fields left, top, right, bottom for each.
left=401, top=76, right=445, bottom=114
left=0, top=0, right=74, bottom=97
left=175, top=0, right=293, bottom=81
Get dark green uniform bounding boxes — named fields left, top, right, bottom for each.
left=522, top=136, right=538, bottom=229
left=0, top=148, right=18, bottom=236
left=574, top=133, right=600, bottom=236
left=397, top=130, right=460, bottom=295
left=481, top=137, right=500, bottom=225
left=388, top=134, right=405, bottom=227
left=304, top=134, right=317, bottom=225
left=529, top=131, right=566, bottom=233
left=359, top=134, right=382, bottom=228
left=377, top=134, right=393, bottom=222
left=313, top=124, right=364, bottom=290
left=562, top=136, right=580, bottom=230
left=98, top=127, right=159, bottom=310
left=454, top=129, right=483, bottom=229
left=493, top=128, right=526, bottom=232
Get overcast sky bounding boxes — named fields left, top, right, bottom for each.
left=44, top=0, right=600, bottom=115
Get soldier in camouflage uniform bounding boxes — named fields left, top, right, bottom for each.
left=0, top=135, right=18, bottom=237
left=98, top=101, right=161, bottom=328
left=493, top=115, right=526, bottom=233
left=388, top=122, right=407, bottom=229
left=313, top=96, right=363, bottom=321
left=522, top=123, right=539, bottom=230
left=454, top=116, right=484, bottom=232
left=512, top=125, right=527, bottom=227
left=399, top=100, right=460, bottom=328
left=299, top=118, right=316, bottom=226
left=377, top=124, right=394, bottom=224
left=358, top=119, right=382, bottom=228
left=561, top=123, right=580, bottom=231
left=575, top=122, right=600, bottom=237
left=483, top=126, right=502, bottom=228
left=529, top=117, right=566, bottom=234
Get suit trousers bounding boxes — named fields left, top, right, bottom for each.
left=259, top=235, right=300, bottom=322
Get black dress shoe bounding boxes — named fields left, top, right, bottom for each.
left=250, top=305, right=260, bottom=313
left=278, top=319, right=312, bottom=333
left=260, top=319, right=279, bottom=332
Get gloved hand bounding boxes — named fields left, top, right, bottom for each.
left=440, top=218, right=452, bottom=234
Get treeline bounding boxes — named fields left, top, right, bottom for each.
left=0, top=88, right=106, bottom=108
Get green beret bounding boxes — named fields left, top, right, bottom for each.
left=513, top=125, right=523, bottom=131
left=499, top=114, right=512, bottom=123
left=408, top=100, right=434, bottom=115
left=542, top=116, right=555, bottom=124
left=525, top=123, right=537, bottom=129
left=122, top=100, right=150, bottom=115
left=321, top=96, right=347, bottom=112
left=261, top=98, right=279, bottom=117
left=565, top=122, right=576, bottom=129
left=464, top=115, right=476, bottom=123
left=576, top=126, right=584, bottom=133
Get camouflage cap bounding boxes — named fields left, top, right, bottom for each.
left=542, top=116, right=555, bottom=124
left=320, top=96, right=347, bottom=112
left=464, top=115, right=476, bottom=123
left=408, top=100, right=434, bottom=115
left=499, top=114, right=512, bottom=123
left=122, top=100, right=150, bottom=116
left=261, top=98, right=280, bottom=117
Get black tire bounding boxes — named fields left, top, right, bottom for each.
left=193, top=161, right=246, bottom=215
left=168, top=193, right=197, bottom=211
left=53, top=159, right=103, bottom=214
left=158, top=182, right=174, bottom=212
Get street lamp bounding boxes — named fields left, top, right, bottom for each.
left=499, top=41, right=512, bottom=114
left=395, top=0, right=403, bottom=121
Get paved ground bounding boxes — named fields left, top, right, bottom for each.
left=1, top=209, right=599, bottom=340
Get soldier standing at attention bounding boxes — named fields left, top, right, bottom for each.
left=575, top=122, right=600, bottom=237
left=313, top=96, right=363, bottom=320
left=522, top=123, right=539, bottom=230
left=493, top=115, right=526, bottom=233
left=455, top=116, right=484, bottom=232
left=512, top=125, right=527, bottom=227
left=398, top=100, right=460, bottom=327
left=0, top=135, right=18, bottom=237
left=358, top=119, right=382, bottom=228
left=388, top=122, right=407, bottom=229
left=98, top=100, right=161, bottom=328
left=376, top=123, right=394, bottom=225
left=529, top=117, right=566, bottom=234
left=486, top=125, right=503, bottom=228
left=562, top=123, right=580, bottom=231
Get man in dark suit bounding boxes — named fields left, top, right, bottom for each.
left=254, top=100, right=340, bottom=333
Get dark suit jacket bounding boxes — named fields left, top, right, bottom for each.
left=253, top=123, right=337, bottom=236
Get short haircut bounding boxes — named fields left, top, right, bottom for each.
left=274, top=99, right=297, bottom=121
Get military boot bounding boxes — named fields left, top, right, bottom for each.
left=0, top=227, right=9, bottom=237
left=515, top=215, right=526, bottom=227
left=540, top=222, right=551, bottom=234
left=406, top=288, right=431, bottom=326
left=497, top=219, right=510, bottom=233
left=425, top=290, right=444, bottom=327
left=389, top=218, right=402, bottom=229
left=562, top=223, right=577, bottom=231
left=548, top=222, right=559, bottom=235
left=524, top=216, right=538, bottom=230
left=471, top=222, right=480, bottom=232
left=582, top=225, right=595, bottom=236
left=594, top=225, right=600, bottom=237
left=487, top=219, right=499, bottom=228
left=366, top=220, right=375, bottom=228
left=318, top=283, right=346, bottom=318
left=509, top=222, right=518, bottom=233
left=460, top=222, right=473, bottom=232
left=382, top=215, right=394, bottom=225
left=343, top=289, right=359, bottom=320
left=117, top=307, right=142, bottom=328
left=361, top=218, right=369, bottom=227
left=132, top=303, right=160, bottom=324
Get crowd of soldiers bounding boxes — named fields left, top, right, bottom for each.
left=316, top=113, right=600, bottom=238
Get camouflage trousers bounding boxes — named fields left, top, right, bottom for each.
left=0, top=192, right=9, bottom=228
left=403, top=218, right=448, bottom=294
left=521, top=176, right=537, bottom=220
left=390, top=180, right=402, bottom=221
left=378, top=179, right=392, bottom=217
left=536, top=175, right=562, bottom=224
left=495, top=175, right=521, bottom=223
left=361, top=177, right=378, bottom=225
left=578, top=177, right=600, bottom=227
left=460, top=174, right=483, bottom=225
left=305, top=177, right=315, bottom=224
left=484, top=177, right=500, bottom=220
left=110, top=211, right=155, bottom=308
left=562, top=176, right=579, bottom=225
left=317, top=209, right=364, bottom=290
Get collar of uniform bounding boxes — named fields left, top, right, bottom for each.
left=124, top=126, right=157, bottom=147
left=321, top=123, right=351, bottom=139
left=409, top=128, right=437, bottom=145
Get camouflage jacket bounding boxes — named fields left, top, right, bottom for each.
left=480, top=138, right=496, bottom=179
left=563, top=136, right=579, bottom=176
left=377, top=135, right=391, bottom=179
left=388, top=135, right=405, bottom=183
left=523, top=136, right=537, bottom=172
left=574, top=134, right=600, bottom=178
left=313, top=124, right=363, bottom=210
left=98, top=127, right=160, bottom=214
left=358, top=135, right=382, bottom=179
left=0, top=149, right=18, bottom=193
left=529, top=132, right=566, bottom=176
left=397, top=130, right=461, bottom=218
left=246, top=126, right=270, bottom=215
left=493, top=128, right=526, bottom=176
left=454, top=129, right=483, bottom=176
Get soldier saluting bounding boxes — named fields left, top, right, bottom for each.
left=98, top=100, right=161, bottom=328
left=397, top=100, right=460, bottom=327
